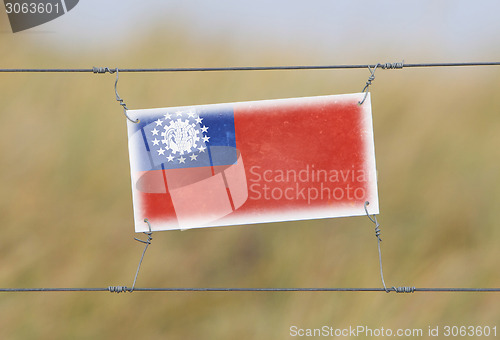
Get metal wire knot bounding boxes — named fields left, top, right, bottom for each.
left=380, top=61, right=404, bottom=69
left=364, top=201, right=382, bottom=242
left=391, top=286, right=416, bottom=293
left=358, top=61, right=404, bottom=105
left=358, top=64, right=378, bottom=105
left=134, top=219, right=153, bottom=245
left=108, top=286, right=129, bottom=293
left=92, top=67, right=116, bottom=74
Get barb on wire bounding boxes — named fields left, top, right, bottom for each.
left=379, top=61, right=404, bottom=70
left=92, top=67, right=114, bottom=74
left=108, top=286, right=128, bottom=294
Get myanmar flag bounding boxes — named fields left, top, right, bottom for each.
left=126, top=93, right=378, bottom=232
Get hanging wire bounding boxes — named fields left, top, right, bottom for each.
left=0, top=208, right=498, bottom=294
left=92, top=67, right=138, bottom=123
left=107, top=219, right=154, bottom=294
left=1, top=209, right=497, bottom=294
left=364, top=201, right=416, bottom=294
left=130, top=219, right=154, bottom=292
left=113, top=68, right=139, bottom=123
left=364, top=201, right=388, bottom=291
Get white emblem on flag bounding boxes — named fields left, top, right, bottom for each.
left=146, top=109, right=210, bottom=166
left=162, top=119, right=200, bottom=155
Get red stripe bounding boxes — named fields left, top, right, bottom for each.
left=231, top=99, right=368, bottom=215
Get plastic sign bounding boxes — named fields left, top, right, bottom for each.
left=126, top=93, right=379, bottom=232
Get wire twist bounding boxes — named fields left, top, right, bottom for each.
left=108, top=286, right=129, bottom=293
left=358, top=61, right=404, bottom=105
left=391, top=286, right=415, bottom=293
left=358, top=64, right=378, bottom=105
left=92, top=67, right=115, bottom=74
left=364, top=201, right=382, bottom=241
left=380, top=61, right=404, bottom=69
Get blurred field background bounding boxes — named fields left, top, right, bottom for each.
left=1, top=2, right=500, bottom=339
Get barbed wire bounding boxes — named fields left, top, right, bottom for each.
left=0, top=61, right=499, bottom=73
left=0, top=287, right=499, bottom=293
left=1, top=60, right=499, bottom=294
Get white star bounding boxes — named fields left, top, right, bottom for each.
left=151, top=128, right=159, bottom=136
left=157, top=148, right=165, bottom=155
left=176, top=111, right=183, bottom=117
left=186, top=110, right=196, bottom=118
left=198, top=145, right=206, bottom=153
left=152, top=138, right=160, bottom=146
left=166, top=155, right=174, bottom=162
left=164, top=113, right=172, bottom=120
left=202, top=135, right=210, bottom=143
left=190, top=154, right=198, bottom=161
left=178, top=156, right=186, bottom=164
left=155, top=118, right=163, bottom=126
left=201, top=125, right=208, bottom=133
left=195, top=117, right=203, bottom=124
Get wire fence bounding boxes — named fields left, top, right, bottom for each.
left=0, top=61, right=499, bottom=73
left=1, top=60, right=499, bottom=294
left=1, top=287, right=499, bottom=294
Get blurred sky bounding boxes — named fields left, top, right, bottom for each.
left=2, top=0, right=500, bottom=62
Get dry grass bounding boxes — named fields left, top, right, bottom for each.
left=0, top=18, right=499, bottom=339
